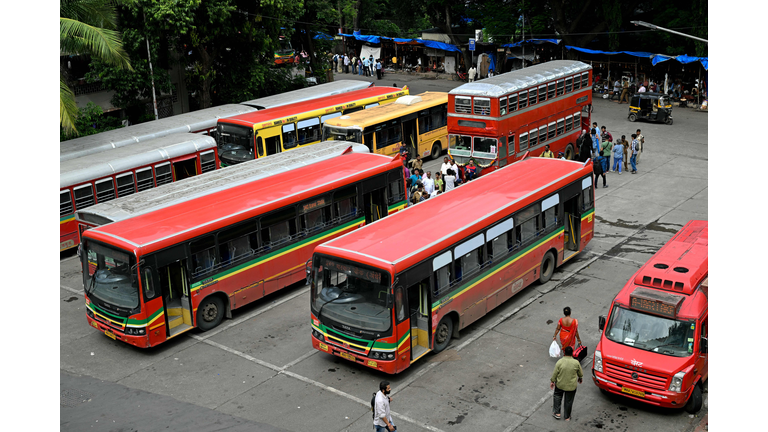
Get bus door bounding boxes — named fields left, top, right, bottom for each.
left=400, top=113, right=418, bottom=157
left=405, top=277, right=431, bottom=362
left=172, top=155, right=198, bottom=181
left=261, top=126, right=282, bottom=156
left=362, top=174, right=388, bottom=224
left=157, top=248, right=193, bottom=338
left=563, top=192, right=581, bottom=261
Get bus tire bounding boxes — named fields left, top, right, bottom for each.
left=431, top=142, right=442, bottom=160
left=684, top=383, right=703, bottom=414
left=565, top=144, right=575, bottom=160
left=539, top=251, right=556, bottom=284
left=197, top=295, right=225, bottom=331
left=434, top=316, right=453, bottom=353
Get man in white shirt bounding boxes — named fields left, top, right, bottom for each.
left=468, top=66, right=477, bottom=82
left=450, top=160, right=462, bottom=184
left=440, top=156, right=452, bottom=176
left=374, top=381, right=395, bottom=432
left=444, top=169, right=456, bottom=191
left=423, top=171, right=435, bottom=195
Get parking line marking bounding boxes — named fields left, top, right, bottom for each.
left=61, top=285, right=84, bottom=296
left=282, top=349, right=317, bottom=370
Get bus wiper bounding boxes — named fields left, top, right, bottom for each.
left=316, top=291, right=349, bottom=322
left=85, top=266, right=98, bottom=295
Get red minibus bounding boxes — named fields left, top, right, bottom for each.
left=592, top=220, right=708, bottom=413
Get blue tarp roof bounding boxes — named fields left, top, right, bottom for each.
left=651, top=54, right=708, bottom=70
left=501, top=38, right=560, bottom=48
left=313, top=32, right=334, bottom=40
left=338, top=33, right=461, bottom=52
left=564, top=46, right=654, bottom=58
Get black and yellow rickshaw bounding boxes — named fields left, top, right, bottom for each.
left=628, top=92, right=673, bottom=125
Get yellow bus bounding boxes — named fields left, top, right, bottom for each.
left=322, top=92, right=449, bottom=160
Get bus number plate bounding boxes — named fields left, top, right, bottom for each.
left=339, top=352, right=356, bottom=362
left=621, top=386, right=645, bottom=398
left=104, top=329, right=116, bottom=340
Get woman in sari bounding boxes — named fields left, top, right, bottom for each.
left=553, top=307, right=582, bottom=351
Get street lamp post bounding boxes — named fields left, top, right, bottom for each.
left=630, top=21, right=708, bottom=44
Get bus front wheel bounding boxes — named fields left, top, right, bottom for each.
left=539, top=251, right=556, bottom=284
left=197, top=296, right=225, bottom=331
left=431, top=143, right=442, bottom=160
left=684, top=384, right=703, bottom=413
left=434, top=316, right=453, bottom=353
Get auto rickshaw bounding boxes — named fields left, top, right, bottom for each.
left=628, top=92, right=673, bottom=125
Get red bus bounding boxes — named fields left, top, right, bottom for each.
left=215, top=86, right=408, bottom=165
left=80, top=148, right=408, bottom=347
left=309, top=157, right=596, bottom=373
left=593, top=220, right=708, bottom=413
left=447, top=61, right=592, bottom=175
left=61, top=133, right=217, bottom=252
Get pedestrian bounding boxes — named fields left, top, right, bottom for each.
left=593, top=154, right=607, bottom=188
left=363, top=56, right=370, bottom=76
left=612, top=138, right=623, bottom=174
left=635, top=129, right=644, bottom=163
left=550, top=345, right=584, bottom=422
left=434, top=172, right=444, bottom=192
left=444, top=169, right=456, bottom=191
left=440, top=156, right=452, bottom=176
left=638, top=82, right=646, bottom=93
left=376, top=59, right=383, bottom=80
left=350, top=55, right=357, bottom=74
left=417, top=184, right=427, bottom=202
left=553, top=306, right=582, bottom=351
left=450, top=160, right=462, bottom=184
left=619, top=135, right=629, bottom=172
left=600, top=126, right=613, bottom=143
left=408, top=195, right=419, bottom=207
left=423, top=171, right=435, bottom=195
left=464, top=159, right=478, bottom=180
left=409, top=168, right=421, bottom=187
left=630, top=133, right=639, bottom=174
left=344, top=54, right=350, bottom=73
left=600, top=136, right=613, bottom=174
left=488, top=65, right=494, bottom=78
left=590, top=128, right=600, bottom=158
left=373, top=381, right=396, bottom=431
left=618, top=78, right=630, bottom=104
left=541, top=144, right=554, bottom=158
left=578, top=130, right=591, bottom=162
left=358, top=58, right=363, bottom=76
left=468, top=66, right=477, bottom=83
left=409, top=154, right=423, bottom=172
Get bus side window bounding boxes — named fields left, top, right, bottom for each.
left=363, top=131, right=374, bottom=151
left=60, top=190, right=73, bottom=216
left=432, top=104, right=447, bottom=128
left=542, top=194, right=559, bottom=230
left=432, top=251, right=452, bottom=297
left=282, top=123, right=298, bottom=149
left=74, top=183, right=95, bottom=210
left=387, top=175, right=405, bottom=204
left=333, top=185, right=358, bottom=222
left=297, top=118, right=321, bottom=146
left=581, top=177, right=594, bottom=211
left=343, top=106, right=363, bottom=115
left=218, top=220, right=259, bottom=266
left=260, top=207, right=297, bottom=248
left=190, top=235, right=217, bottom=279
left=418, top=109, right=431, bottom=134
left=499, top=97, right=507, bottom=116
left=95, top=178, right=116, bottom=203
left=499, top=136, right=507, bottom=159
left=301, top=205, right=331, bottom=235
left=487, top=218, right=514, bottom=262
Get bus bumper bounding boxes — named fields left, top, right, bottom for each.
left=592, top=370, right=690, bottom=408
left=311, top=334, right=398, bottom=374
left=87, top=315, right=151, bottom=348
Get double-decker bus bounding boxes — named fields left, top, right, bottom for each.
left=309, top=157, right=595, bottom=374
left=61, top=80, right=371, bottom=162
left=593, top=220, right=708, bottom=413
left=80, top=145, right=408, bottom=347
left=321, top=92, right=448, bottom=160
left=215, top=86, right=408, bottom=165
left=448, top=61, right=592, bottom=175
left=61, top=133, right=217, bottom=252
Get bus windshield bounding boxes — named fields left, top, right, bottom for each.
left=605, top=305, right=695, bottom=357
left=473, top=137, right=498, bottom=159
left=449, top=134, right=472, bottom=164
left=312, top=257, right=391, bottom=333
left=217, top=123, right=254, bottom=153
left=322, top=126, right=362, bottom=143
left=83, top=241, right=139, bottom=311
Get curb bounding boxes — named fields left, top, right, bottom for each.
left=692, top=413, right=708, bottom=432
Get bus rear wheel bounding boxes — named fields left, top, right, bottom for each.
left=197, top=296, right=225, bottom=331
left=539, top=251, right=556, bottom=284
left=565, top=144, right=575, bottom=160
left=431, top=143, right=442, bottom=160
left=434, top=316, right=453, bottom=353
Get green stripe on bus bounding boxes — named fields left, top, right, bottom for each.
left=61, top=214, right=75, bottom=223
left=88, top=302, right=163, bottom=327
left=314, top=323, right=408, bottom=352
left=190, top=217, right=365, bottom=290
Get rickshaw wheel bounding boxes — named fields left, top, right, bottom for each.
left=628, top=113, right=637, bottom=122
left=665, top=117, right=673, bottom=125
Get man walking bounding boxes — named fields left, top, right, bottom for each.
left=541, top=144, right=554, bottom=158
left=635, top=129, right=644, bottom=163
left=630, top=133, right=640, bottom=174
left=612, top=138, right=624, bottom=174
left=468, top=65, right=477, bottom=83
left=373, top=381, right=396, bottom=432
left=600, top=135, right=613, bottom=174
left=376, top=59, right=382, bottom=80
left=550, top=346, right=584, bottom=421
left=619, top=135, right=629, bottom=172
left=593, top=155, right=607, bottom=188
left=363, top=56, right=370, bottom=76
left=590, top=129, right=600, bottom=158
left=343, top=54, right=350, bottom=73
left=409, top=154, right=423, bottom=172
left=440, top=156, right=452, bottom=176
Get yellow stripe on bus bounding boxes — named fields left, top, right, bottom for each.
left=60, top=215, right=75, bottom=224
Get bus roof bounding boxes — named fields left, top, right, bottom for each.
left=219, top=86, right=407, bottom=128
left=630, top=220, right=708, bottom=296
left=87, top=151, right=401, bottom=251
left=60, top=104, right=255, bottom=162
left=76, top=141, right=370, bottom=226
left=317, top=158, right=590, bottom=270
left=449, top=61, right=591, bottom=98
left=323, top=92, right=448, bottom=129
left=60, top=133, right=216, bottom=189
left=240, top=80, right=371, bottom=108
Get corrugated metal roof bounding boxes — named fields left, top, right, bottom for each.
left=449, top=60, right=591, bottom=98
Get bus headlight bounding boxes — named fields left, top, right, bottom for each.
left=369, top=350, right=395, bottom=360
left=312, top=329, right=325, bottom=342
left=594, top=350, right=603, bottom=373
left=125, top=327, right=146, bottom=336
left=86, top=308, right=94, bottom=319
left=668, top=371, right=686, bottom=393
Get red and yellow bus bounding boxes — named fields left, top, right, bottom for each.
left=309, top=157, right=596, bottom=373
left=448, top=60, right=592, bottom=175
left=216, top=86, right=408, bottom=165
left=80, top=147, right=408, bottom=348
left=593, top=220, right=708, bottom=413
left=61, top=133, right=217, bottom=251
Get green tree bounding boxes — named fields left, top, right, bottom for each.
left=60, top=0, right=132, bottom=135
left=60, top=102, right=124, bottom=141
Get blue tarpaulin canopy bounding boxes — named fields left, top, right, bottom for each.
left=338, top=33, right=461, bottom=52
left=649, top=54, right=708, bottom=70
left=419, top=39, right=462, bottom=53
left=564, top=46, right=654, bottom=58
left=313, top=32, right=334, bottom=40
left=501, top=39, right=561, bottom=48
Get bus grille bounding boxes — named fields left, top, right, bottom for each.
left=604, top=361, right=668, bottom=390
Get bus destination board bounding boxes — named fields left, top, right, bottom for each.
left=629, top=287, right=684, bottom=319
left=323, top=259, right=383, bottom=284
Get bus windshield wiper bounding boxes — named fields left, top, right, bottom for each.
left=316, top=290, right=349, bottom=322
left=85, top=266, right=98, bottom=295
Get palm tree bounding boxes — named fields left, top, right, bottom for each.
left=60, top=0, right=132, bottom=135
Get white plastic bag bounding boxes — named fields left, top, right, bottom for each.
left=549, top=341, right=561, bottom=358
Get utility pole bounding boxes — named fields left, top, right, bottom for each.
left=630, top=21, right=708, bottom=43
left=144, top=12, right=159, bottom=120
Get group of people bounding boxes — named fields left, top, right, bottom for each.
left=403, top=154, right=481, bottom=207
left=332, top=53, right=384, bottom=79
left=577, top=122, right=644, bottom=188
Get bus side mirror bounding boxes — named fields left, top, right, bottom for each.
left=700, top=337, right=707, bottom=354
left=386, top=291, right=393, bottom=309
left=305, top=259, right=313, bottom=285
left=598, top=315, right=606, bottom=331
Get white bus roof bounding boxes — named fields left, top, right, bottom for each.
left=60, top=104, right=255, bottom=162
left=60, top=133, right=216, bottom=189
left=239, top=80, right=371, bottom=108
left=75, top=141, right=371, bottom=226
left=449, top=60, right=591, bottom=98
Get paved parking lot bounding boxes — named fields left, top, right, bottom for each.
left=60, top=94, right=708, bottom=432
